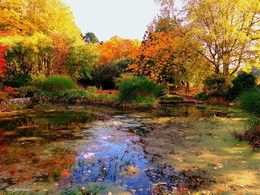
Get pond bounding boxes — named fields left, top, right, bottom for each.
left=0, top=104, right=259, bottom=194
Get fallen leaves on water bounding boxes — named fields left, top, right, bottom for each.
left=127, top=166, right=140, bottom=173
left=157, top=182, right=167, bottom=185
left=214, top=188, right=224, bottom=192
left=213, top=163, right=223, bottom=170
left=60, top=169, right=71, bottom=177
left=17, top=125, right=39, bottom=129
left=237, top=161, right=247, bottom=164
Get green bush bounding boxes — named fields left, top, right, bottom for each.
left=119, top=77, right=159, bottom=103
left=157, top=84, right=170, bottom=97
left=17, top=86, right=39, bottom=97
left=226, top=72, right=257, bottom=100
left=42, top=76, right=74, bottom=92
left=114, top=73, right=135, bottom=87
left=196, top=92, right=211, bottom=101
left=203, top=74, right=231, bottom=97
left=131, top=96, right=157, bottom=104
left=31, top=74, right=47, bottom=89
left=92, top=63, right=121, bottom=89
left=5, top=72, right=32, bottom=88
left=239, top=88, right=260, bottom=118
left=160, top=94, right=184, bottom=101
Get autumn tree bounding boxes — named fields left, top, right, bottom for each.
left=26, top=0, right=81, bottom=39
left=155, top=0, right=260, bottom=76
left=65, top=40, right=99, bottom=79
left=0, top=0, right=35, bottom=35
left=128, top=31, right=210, bottom=90
left=87, top=37, right=140, bottom=89
left=0, top=0, right=81, bottom=39
left=0, top=33, right=53, bottom=76
left=0, top=0, right=99, bottom=81
left=97, top=36, right=140, bottom=67
left=0, top=32, right=10, bottom=78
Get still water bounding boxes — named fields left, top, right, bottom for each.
left=0, top=104, right=233, bottom=194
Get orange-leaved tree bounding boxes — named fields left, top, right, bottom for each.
left=50, top=33, right=72, bottom=75
left=97, top=36, right=140, bottom=67
left=127, top=31, right=209, bottom=90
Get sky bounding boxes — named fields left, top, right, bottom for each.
left=61, top=0, right=162, bottom=42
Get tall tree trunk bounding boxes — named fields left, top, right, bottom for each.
left=223, top=63, right=229, bottom=76
left=185, top=82, right=190, bottom=93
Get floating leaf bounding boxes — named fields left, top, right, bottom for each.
left=157, top=182, right=167, bottom=185
left=127, top=166, right=140, bottom=173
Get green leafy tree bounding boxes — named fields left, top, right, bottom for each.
left=83, top=32, right=99, bottom=44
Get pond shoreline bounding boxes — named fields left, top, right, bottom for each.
left=1, top=96, right=236, bottom=113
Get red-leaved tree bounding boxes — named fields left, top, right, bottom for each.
left=0, top=31, right=10, bottom=77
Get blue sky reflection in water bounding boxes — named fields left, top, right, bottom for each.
left=67, top=115, right=184, bottom=194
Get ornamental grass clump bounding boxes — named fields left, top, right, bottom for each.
left=119, top=77, right=159, bottom=103
left=239, top=88, right=260, bottom=118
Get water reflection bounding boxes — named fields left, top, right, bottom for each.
left=0, top=105, right=220, bottom=194
left=63, top=115, right=210, bottom=194
left=159, top=104, right=232, bottom=117
left=0, top=110, right=99, bottom=192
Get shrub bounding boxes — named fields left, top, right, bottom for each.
left=42, top=75, right=74, bottom=92
left=226, top=72, right=257, bottom=100
left=92, top=63, right=121, bottom=89
left=3, top=86, right=19, bottom=97
left=119, top=77, right=159, bottom=103
left=114, top=73, right=135, bottom=87
left=131, top=96, right=157, bottom=104
left=17, top=86, right=39, bottom=97
left=4, top=72, right=32, bottom=88
left=30, top=74, right=47, bottom=89
left=0, top=91, right=8, bottom=102
left=239, top=88, right=260, bottom=118
left=196, top=92, right=211, bottom=101
left=157, top=84, right=169, bottom=97
left=203, top=74, right=231, bottom=97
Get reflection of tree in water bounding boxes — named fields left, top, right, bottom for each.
left=159, top=105, right=231, bottom=118
left=72, top=154, right=137, bottom=183
left=0, top=110, right=98, bottom=191
left=69, top=154, right=214, bottom=194
left=0, top=147, right=77, bottom=191
left=0, top=111, right=99, bottom=142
